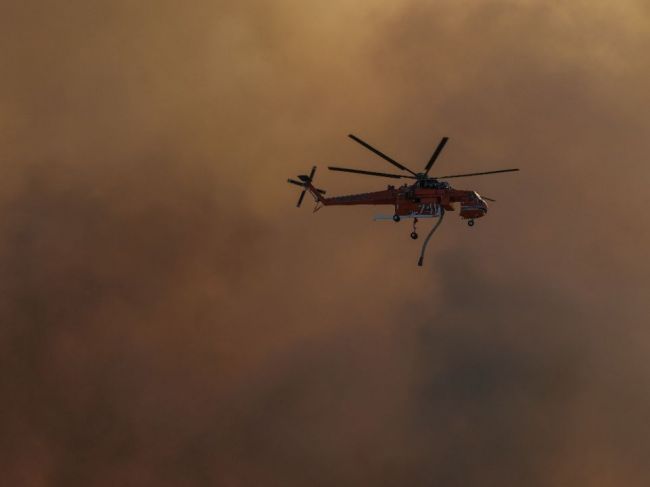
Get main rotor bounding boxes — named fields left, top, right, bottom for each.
left=328, top=134, right=519, bottom=183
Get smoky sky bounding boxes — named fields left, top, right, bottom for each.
left=1, top=1, right=649, bottom=486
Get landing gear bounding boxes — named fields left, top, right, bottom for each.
left=392, top=214, right=401, bottom=222
left=410, top=232, right=418, bottom=240
left=467, top=219, right=475, bottom=227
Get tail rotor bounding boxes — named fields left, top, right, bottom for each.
left=287, top=166, right=325, bottom=207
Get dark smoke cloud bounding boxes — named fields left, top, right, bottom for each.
left=1, top=1, right=649, bottom=485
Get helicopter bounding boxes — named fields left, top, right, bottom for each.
left=287, top=134, right=519, bottom=266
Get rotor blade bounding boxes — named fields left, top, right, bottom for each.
left=287, top=179, right=304, bottom=187
left=482, top=196, right=497, bottom=202
left=296, top=190, right=306, bottom=207
left=424, top=137, right=449, bottom=174
left=308, top=166, right=316, bottom=181
left=328, top=166, right=414, bottom=179
left=316, top=188, right=326, bottom=194
left=348, top=134, right=418, bottom=176
left=436, top=168, right=520, bottom=179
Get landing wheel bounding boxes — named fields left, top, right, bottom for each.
left=467, top=219, right=475, bottom=227
left=410, top=232, right=418, bottom=240
left=393, top=214, right=401, bottom=222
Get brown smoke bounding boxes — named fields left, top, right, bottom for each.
left=1, top=1, right=649, bottom=485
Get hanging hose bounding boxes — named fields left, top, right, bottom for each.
left=417, top=209, right=445, bottom=267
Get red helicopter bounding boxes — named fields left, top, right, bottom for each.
left=288, top=134, right=519, bottom=266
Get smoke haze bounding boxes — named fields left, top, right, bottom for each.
left=1, top=1, right=649, bottom=485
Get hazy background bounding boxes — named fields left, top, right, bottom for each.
left=1, top=1, right=649, bottom=485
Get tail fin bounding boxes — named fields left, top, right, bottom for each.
left=287, top=166, right=326, bottom=207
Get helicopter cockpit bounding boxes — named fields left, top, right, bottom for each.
left=472, top=191, right=483, bottom=200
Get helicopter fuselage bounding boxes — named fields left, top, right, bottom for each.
left=318, top=183, right=488, bottom=221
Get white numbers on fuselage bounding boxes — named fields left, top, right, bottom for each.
left=417, top=203, right=440, bottom=216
